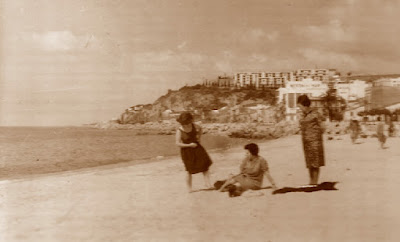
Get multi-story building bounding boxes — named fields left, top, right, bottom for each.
left=292, top=69, right=338, bottom=82
left=277, top=77, right=370, bottom=121
left=277, top=78, right=329, bottom=121
left=216, top=75, right=234, bottom=87
left=335, top=80, right=370, bottom=101
left=234, top=71, right=292, bottom=89
left=203, top=75, right=234, bottom=88
left=233, top=69, right=338, bottom=89
left=372, top=77, right=400, bottom=87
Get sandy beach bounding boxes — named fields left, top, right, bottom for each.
left=1, top=134, right=399, bottom=242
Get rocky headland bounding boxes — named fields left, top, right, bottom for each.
left=87, top=84, right=394, bottom=140
left=89, top=119, right=300, bottom=139
left=87, top=84, right=300, bottom=139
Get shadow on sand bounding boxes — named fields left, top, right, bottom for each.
left=272, top=182, right=338, bottom=195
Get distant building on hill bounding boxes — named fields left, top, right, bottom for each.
left=232, top=68, right=338, bottom=89
left=277, top=78, right=329, bottom=121
left=372, top=77, right=400, bottom=87
left=203, top=75, right=234, bottom=88
left=234, top=71, right=291, bottom=89
left=334, top=80, right=370, bottom=101
left=216, top=75, right=234, bottom=87
left=293, top=69, right=338, bottom=82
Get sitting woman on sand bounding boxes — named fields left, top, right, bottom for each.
left=218, top=143, right=277, bottom=193
left=176, top=112, right=212, bottom=192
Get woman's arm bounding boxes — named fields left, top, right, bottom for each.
left=264, top=171, right=277, bottom=190
left=239, top=158, right=247, bottom=174
left=176, top=129, right=197, bottom=148
left=316, top=111, right=326, bottom=133
left=194, top=124, right=202, bottom=142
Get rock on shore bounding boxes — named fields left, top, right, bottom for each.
left=87, top=119, right=395, bottom=141
left=87, top=120, right=300, bottom=139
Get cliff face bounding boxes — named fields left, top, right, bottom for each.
left=119, top=85, right=279, bottom=124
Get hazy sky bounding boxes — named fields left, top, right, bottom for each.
left=1, top=0, right=399, bottom=126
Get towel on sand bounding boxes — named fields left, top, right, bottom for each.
left=272, top=182, right=338, bottom=195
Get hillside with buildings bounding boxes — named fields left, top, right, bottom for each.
left=106, top=69, right=400, bottom=129
left=119, top=85, right=281, bottom=125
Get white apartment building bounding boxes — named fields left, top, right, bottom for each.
left=277, top=78, right=370, bottom=121
left=373, top=77, right=400, bottom=87
left=335, top=80, right=370, bottom=101
left=277, top=78, right=329, bottom=121
left=234, top=72, right=292, bottom=88
left=234, top=69, right=337, bottom=89
left=292, top=69, right=337, bottom=82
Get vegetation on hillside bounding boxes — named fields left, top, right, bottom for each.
left=153, top=85, right=277, bottom=111
left=120, top=85, right=278, bottom=124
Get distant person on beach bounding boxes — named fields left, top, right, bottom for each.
left=388, top=118, right=396, bottom=137
left=297, top=94, right=325, bottom=186
left=376, top=117, right=387, bottom=149
left=218, top=143, right=277, bottom=193
left=348, top=119, right=361, bottom=144
left=176, top=112, right=212, bottom=192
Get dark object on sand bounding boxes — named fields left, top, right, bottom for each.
left=214, top=180, right=226, bottom=190
left=228, top=185, right=243, bottom=197
left=214, top=180, right=244, bottom=197
left=272, top=182, right=338, bottom=195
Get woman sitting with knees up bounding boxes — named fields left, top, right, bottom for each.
left=218, top=143, right=277, bottom=194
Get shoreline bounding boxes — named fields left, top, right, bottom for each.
left=0, top=126, right=270, bottom=181
left=0, top=134, right=272, bottom=182
left=1, top=121, right=394, bottom=181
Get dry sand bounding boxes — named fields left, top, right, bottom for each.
left=1, top=134, right=399, bottom=242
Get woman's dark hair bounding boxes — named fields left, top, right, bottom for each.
left=377, top=116, right=381, bottom=121
left=297, top=94, right=311, bottom=107
left=244, top=143, right=259, bottom=156
left=176, top=112, right=193, bottom=125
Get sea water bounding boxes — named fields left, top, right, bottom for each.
left=0, top=126, right=252, bottom=179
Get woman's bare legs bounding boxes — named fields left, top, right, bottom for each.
left=186, top=173, right=193, bottom=193
left=308, top=167, right=320, bottom=185
left=202, top=170, right=212, bottom=188
left=218, top=176, right=236, bottom=192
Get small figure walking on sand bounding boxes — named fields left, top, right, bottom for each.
left=376, top=116, right=387, bottom=149
left=218, top=143, right=277, bottom=194
left=297, top=95, right=325, bottom=186
left=388, top=118, right=396, bottom=137
left=349, top=119, right=361, bottom=144
left=176, top=112, right=212, bottom=192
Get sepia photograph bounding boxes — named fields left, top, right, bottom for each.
left=1, top=0, right=400, bottom=241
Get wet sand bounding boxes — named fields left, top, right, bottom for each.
left=1, top=134, right=399, bottom=241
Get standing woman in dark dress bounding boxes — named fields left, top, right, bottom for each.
left=297, top=95, right=325, bottom=186
left=176, top=112, right=212, bottom=192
